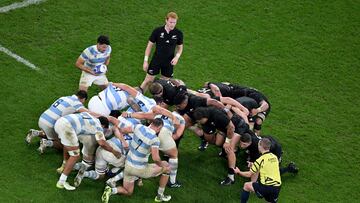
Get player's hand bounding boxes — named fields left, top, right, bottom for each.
left=171, top=56, right=179, bottom=65
left=223, top=142, right=232, bottom=154
left=113, top=150, right=122, bottom=159
left=251, top=108, right=259, bottom=116
left=143, top=61, right=149, bottom=72
left=247, top=161, right=253, bottom=168
left=123, top=141, right=129, bottom=151
left=233, top=167, right=241, bottom=174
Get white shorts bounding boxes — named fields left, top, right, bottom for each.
left=79, top=71, right=108, bottom=87
left=78, top=135, right=97, bottom=157
left=158, top=127, right=176, bottom=151
left=124, top=163, right=162, bottom=182
left=95, top=141, right=125, bottom=175
left=38, top=119, right=57, bottom=140
left=88, top=95, right=111, bottom=116
left=54, top=118, right=79, bottom=147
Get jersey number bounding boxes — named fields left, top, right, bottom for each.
left=52, top=99, right=64, bottom=108
left=135, top=139, right=143, bottom=150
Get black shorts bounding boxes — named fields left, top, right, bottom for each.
left=148, top=58, right=174, bottom=77
left=252, top=182, right=281, bottom=203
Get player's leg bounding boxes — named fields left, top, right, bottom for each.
left=220, top=133, right=240, bottom=186
left=241, top=182, right=256, bottom=203
left=140, top=60, right=160, bottom=92
left=93, top=75, right=109, bottom=91
left=79, top=72, right=94, bottom=92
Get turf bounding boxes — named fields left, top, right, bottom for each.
left=0, top=0, right=359, bottom=202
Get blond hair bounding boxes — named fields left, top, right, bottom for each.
left=166, top=12, right=178, bottom=20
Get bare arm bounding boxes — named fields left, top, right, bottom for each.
left=105, top=56, right=110, bottom=66
left=123, top=111, right=156, bottom=120
left=206, top=98, right=225, bottom=109
left=233, top=167, right=254, bottom=178
left=209, top=83, right=222, bottom=97
left=143, top=41, right=154, bottom=71
left=95, top=132, right=121, bottom=158
left=251, top=101, right=269, bottom=116
left=220, top=97, right=249, bottom=116
left=113, top=127, right=128, bottom=150
left=231, top=106, right=249, bottom=124
left=75, top=57, right=95, bottom=75
left=112, top=83, right=138, bottom=97
left=150, top=146, right=162, bottom=166
left=170, top=44, right=183, bottom=66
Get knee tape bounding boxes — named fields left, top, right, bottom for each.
left=68, top=149, right=80, bottom=156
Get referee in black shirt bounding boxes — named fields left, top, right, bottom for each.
left=140, top=12, right=184, bottom=93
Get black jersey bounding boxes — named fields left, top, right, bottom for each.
left=229, top=84, right=269, bottom=105
left=177, top=94, right=207, bottom=120
left=236, top=96, right=260, bottom=111
left=206, top=82, right=233, bottom=97
left=149, top=26, right=183, bottom=61
left=246, top=135, right=282, bottom=162
left=155, top=79, right=187, bottom=105
left=203, top=107, right=230, bottom=134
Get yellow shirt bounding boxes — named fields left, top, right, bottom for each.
left=250, top=152, right=281, bottom=186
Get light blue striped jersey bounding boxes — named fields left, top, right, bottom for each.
left=109, top=134, right=132, bottom=155
left=39, top=95, right=84, bottom=128
left=125, top=93, right=157, bottom=125
left=98, top=83, right=130, bottom=112
left=126, top=124, right=160, bottom=169
left=61, top=112, right=103, bottom=136
left=80, top=45, right=111, bottom=69
left=154, top=111, right=185, bottom=133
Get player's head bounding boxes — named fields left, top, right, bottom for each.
left=193, top=107, right=210, bottom=124
left=110, top=110, right=121, bottom=118
left=258, top=137, right=272, bottom=152
left=97, top=35, right=110, bottom=53
left=174, top=93, right=188, bottom=110
left=76, top=90, right=88, bottom=103
left=239, top=133, right=252, bottom=149
left=165, top=12, right=178, bottom=30
left=149, top=82, right=163, bottom=97
left=150, top=118, right=164, bottom=134
left=98, top=116, right=109, bottom=129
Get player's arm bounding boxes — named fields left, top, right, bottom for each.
left=150, top=146, right=164, bottom=166
left=112, top=83, right=138, bottom=97
left=173, top=122, right=185, bottom=140
left=105, top=55, right=110, bottom=66
left=252, top=100, right=269, bottom=115
left=230, top=106, right=249, bottom=124
left=95, top=132, right=121, bottom=158
left=206, top=98, right=225, bottom=109
left=75, top=57, right=95, bottom=75
left=220, top=97, right=249, bottom=116
left=119, top=126, right=134, bottom=135
left=122, top=111, right=155, bottom=120
left=233, top=167, right=254, bottom=178
left=143, top=41, right=154, bottom=71
left=113, top=126, right=128, bottom=150
left=209, top=83, right=222, bottom=97
left=171, top=44, right=183, bottom=65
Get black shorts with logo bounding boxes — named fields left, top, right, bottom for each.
left=252, top=182, right=281, bottom=203
left=148, top=58, right=174, bottom=78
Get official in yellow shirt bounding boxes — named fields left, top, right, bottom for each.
left=234, top=138, right=281, bottom=203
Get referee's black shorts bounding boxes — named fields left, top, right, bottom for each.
left=252, top=182, right=281, bottom=203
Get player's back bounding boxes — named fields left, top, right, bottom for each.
left=126, top=125, right=160, bottom=169
left=61, top=112, right=103, bottom=135
left=39, top=95, right=84, bottom=127
left=98, top=83, right=130, bottom=111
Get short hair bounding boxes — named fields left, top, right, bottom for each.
left=239, top=133, right=252, bottom=143
left=173, top=93, right=188, bottom=105
left=97, top=35, right=110, bottom=45
left=149, top=82, right=163, bottom=95
left=152, top=118, right=164, bottom=127
left=98, top=116, right=109, bottom=129
left=193, top=107, right=210, bottom=121
left=110, top=110, right=121, bottom=118
left=76, top=90, right=88, bottom=100
left=166, top=12, right=178, bottom=20
left=259, top=138, right=272, bottom=150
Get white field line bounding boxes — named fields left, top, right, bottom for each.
left=0, top=0, right=46, bottom=70
left=0, top=0, right=46, bottom=13
left=0, top=44, right=39, bottom=70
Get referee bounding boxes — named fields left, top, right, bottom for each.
left=140, top=12, right=184, bottom=93
left=234, top=138, right=281, bottom=203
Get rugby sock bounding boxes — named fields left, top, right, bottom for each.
left=169, top=158, right=178, bottom=184
left=82, top=160, right=93, bottom=169
left=112, top=171, right=124, bottom=182
left=45, top=140, right=54, bottom=147
left=32, top=130, right=41, bottom=136
left=59, top=173, right=67, bottom=184
left=157, top=187, right=165, bottom=196
left=84, top=170, right=99, bottom=180
left=111, top=188, right=118, bottom=194
left=228, top=168, right=235, bottom=181
left=73, top=162, right=82, bottom=171
left=240, top=190, right=250, bottom=203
